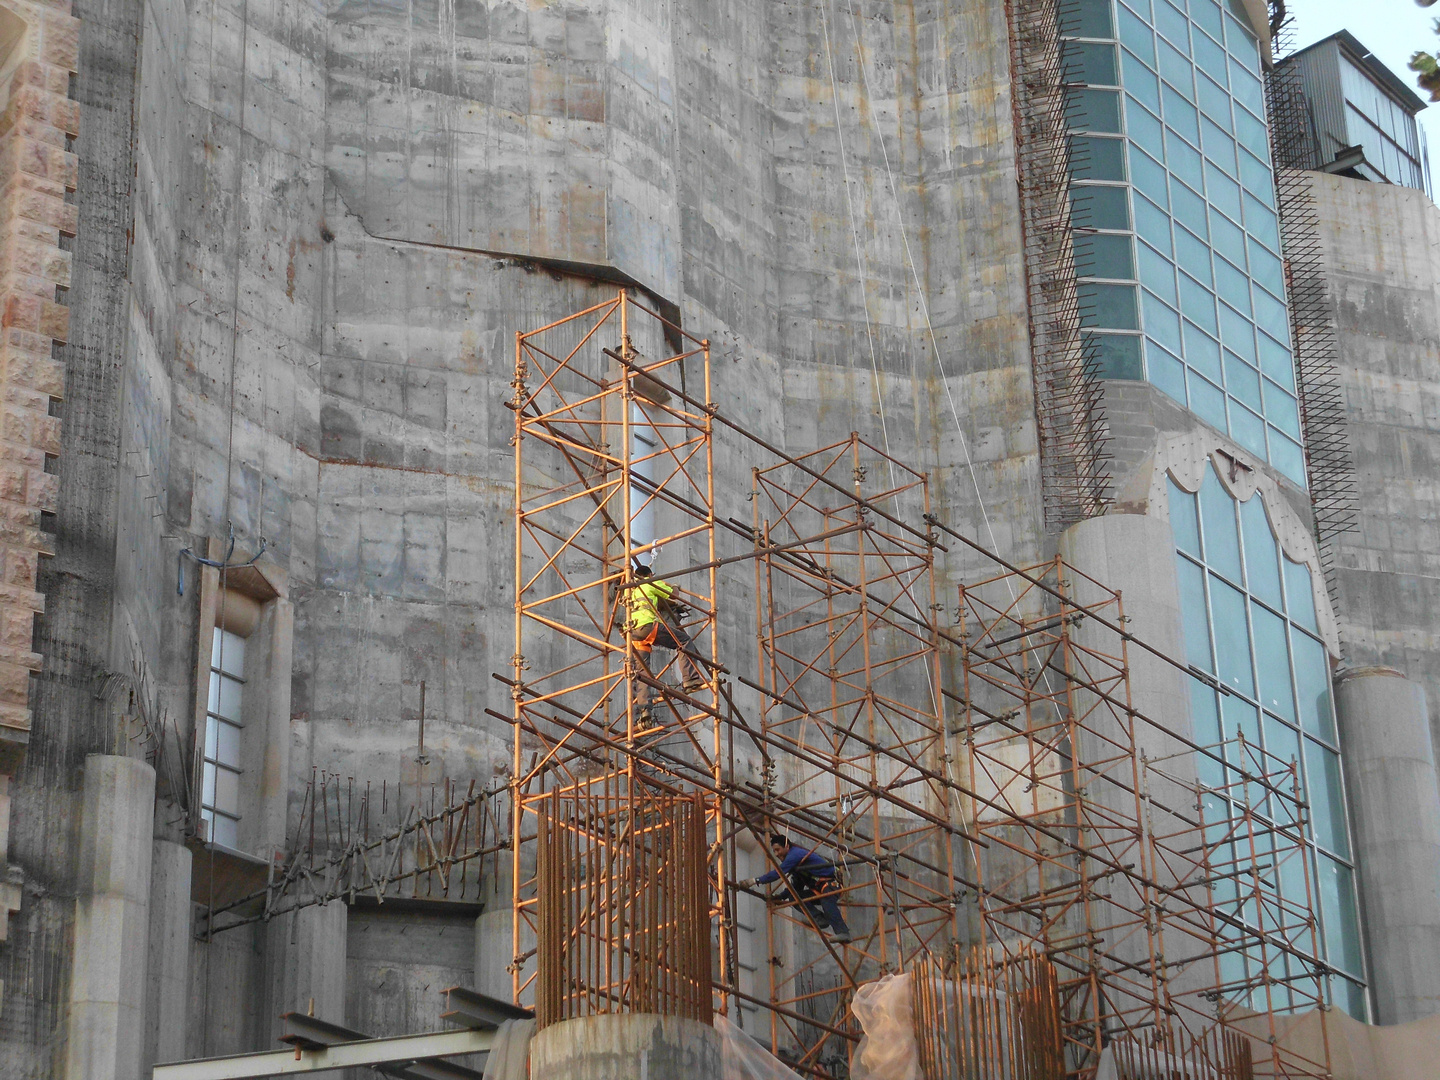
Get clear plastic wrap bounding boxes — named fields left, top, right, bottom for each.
left=850, top=973, right=923, bottom=1080
left=715, top=1013, right=807, bottom=1080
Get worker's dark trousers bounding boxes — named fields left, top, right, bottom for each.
left=793, top=875, right=850, bottom=934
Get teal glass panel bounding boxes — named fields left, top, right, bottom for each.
left=1292, top=630, right=1335, bottom=742
left=1155, top=0, right=1189, bottom=49
left=1170, top=478, right=1201, bottom=556
left=1072, top=135, right=1128, bottom=180
left=1124, top=51, right=1162, bottom=112
left=1176, top=554, right=1214, bottom=671
left=1071, top=185, right=1131, bottom=228
left=1128, top=99, right=1166, bottom=158
left=1222, top=692, right=1260, bottom=753
left=1248, top=238, right=1284, bottom=298
left=1245, top=195, right=1280, bottom=251
left=1202, top=116, right=1237, bottom=172
left=1167, top=129, right=1204, bottom=189
left=1183, top=320, right=1221, bottom=380
left=1076, top=233, right=1136, bottom=279
left=1283, top=558, right=1317, bottom=631
left=1253, top=287, right=1288, bottom=340
left=1064, top=40, right=1120, bottom=84
left=1142, top=290, right=1182, bottom=351
left=1318, top=855, right=1363, bottom=976
left=1147, top=338, right=1187, bottom=402
left=1193, top=29, right=1229, bottom=85
left=1062, top=0, right=1115, bottom=38
left=1258, top=331, right=1296, bottom=390
left=1171, top=177, right=1208, bottom=235
left=1163, top=84, right=1200, bottom=143
left=1068, top=88, right=1123, bottom=132
left=1211, top=211, right=1247, bottom=266
left=1332, top=977, right=1367, bottom=1021
left=1206, top=162, right=1242, bottom=220
left=1192, top=0, right=1223, bottom=40
left=1158, top=38, right=1193, bottom=98
left=1118, top=4, right=1156, bottom=65
left=1197, top=72, right=1232, bottom=128
left=1089, top=332, right=1144, bottom=378
left=1270, top=431, right=1306, bottom=487
left=1263, top=380, right=1301, bottom=439
left=1230, top=59, right=1264, bottom=115
left=1215, top=258, right=1251, bottom=315
left=1133, top=192, right=1173, bottom=254
left=1234, top=106, right=1268, bottom=158
left=1079, top=282, right=1139, bottom=329
left=1253, top=605, right=1295, bottom=721
left=1306, top=738, right=1350, bottom=857
left=1211, top=577, right=1254, bottom=697
left=1239, top=148, right=1273, bottom=202
left=1199, top=466, right=1241, bottom=578
left=1263, top=713, right=1302, bottom=811
left=1131, top=144, right=1169, bottom=205
left=1179, top=273, right=1218, bottom=335
left=1223, top=12, right=1260, bottom=70
left=1223, top=350, right=1260, bottom=409
left=1191, top=678, right=1223, bottom=754
left=1230, top=402, right=1267, bottom=456
left=1219, top=303, right=1255, bottom=360
left=1120, top=0, right=1150, bottom=17
left=1239, top=495, right=1282, bottom=608
left=1175, top=225, right=1213, bottom=284
left=1136, top=242, right=1175, bottom=303
left=1189, top=370, right=1227, bottom=428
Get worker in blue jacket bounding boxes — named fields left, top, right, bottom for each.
left=740, top=833, right=852, bottom=943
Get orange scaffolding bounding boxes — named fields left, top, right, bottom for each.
left=505, top=293, right=1331, bottom=1080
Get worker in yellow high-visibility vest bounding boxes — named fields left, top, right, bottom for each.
left=625, top=562, right=705, bottom=721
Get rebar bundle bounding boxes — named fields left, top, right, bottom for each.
left=1007, top=0, right=1111, bottom=530
left=1264, top=11, right=1359, bottom=603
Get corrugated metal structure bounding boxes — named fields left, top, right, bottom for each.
left=1276, top=31, right=1429, bottom=194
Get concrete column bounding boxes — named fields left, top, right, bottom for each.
left=1335, top=668, right=1440, bottom=1023
left=528, top=1014, right=721, bottom=1080
left=264, top=900, right=347, bottom=1037
left=144, top=839, right=192, bottom=1067
left=64, top=754, right=157, bottom=1080
left=1058, top=513, right=1195, bottom=761
left=1057, top=514, right=1204, bottom=992
left=255, top=597, right=293, bottom=855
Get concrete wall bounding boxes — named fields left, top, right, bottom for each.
left=1308, top=173, right=1440, bottom=759
left=1, top=0, right=1052, bottom=1067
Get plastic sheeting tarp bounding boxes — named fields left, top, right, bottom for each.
left=850, top=973, right=923, bottom=1080
left=715, top=1014, right=807, bottom=1080
left=481, top=1017, right=535, bottom=1080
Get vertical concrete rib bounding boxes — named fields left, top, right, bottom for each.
left=63, top=754, right=156, bottom=1080
left=1335, top=668, right=1440, bottom=1024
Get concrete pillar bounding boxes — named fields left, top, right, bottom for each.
left=144, top=839, right=192, bottom=1067
left=1058, top=513, right=1195, bottom=761
left=1057, top=514, right=1204, bottom=992
left=475, top=908, right=515, bottom=1002
left=64, top=754, right=157, bottom=1080
left=264, top=900, right=347, bottom=1037
left=1335, top=668, right=1440, bottom=1023
left=528, top=1014, right=721, bottom=1080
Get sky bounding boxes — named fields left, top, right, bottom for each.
left=1288, top=0, right=1439, bottom=183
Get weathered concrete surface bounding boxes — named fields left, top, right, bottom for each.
left=1335, top=669, right=1440, bottom=1024
left=1309, top=174, right=1440, bottom=763
left=529, top=1013, right=721, bottom=1080
left=263, top=899, right=346, bottom=1037
left=63, top=755, right=156, bottom=1080
left=4, top=0, right=1051, bottom=1066
left=143, top=839, right=192, bottom=1070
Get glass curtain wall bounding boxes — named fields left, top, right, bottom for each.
left=1170, top=467, right=1367, bottom=1018
left=1063, top=0, right=1308, bottom=487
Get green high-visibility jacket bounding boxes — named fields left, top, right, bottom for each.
left=628, top=579, right=676, bottom=631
